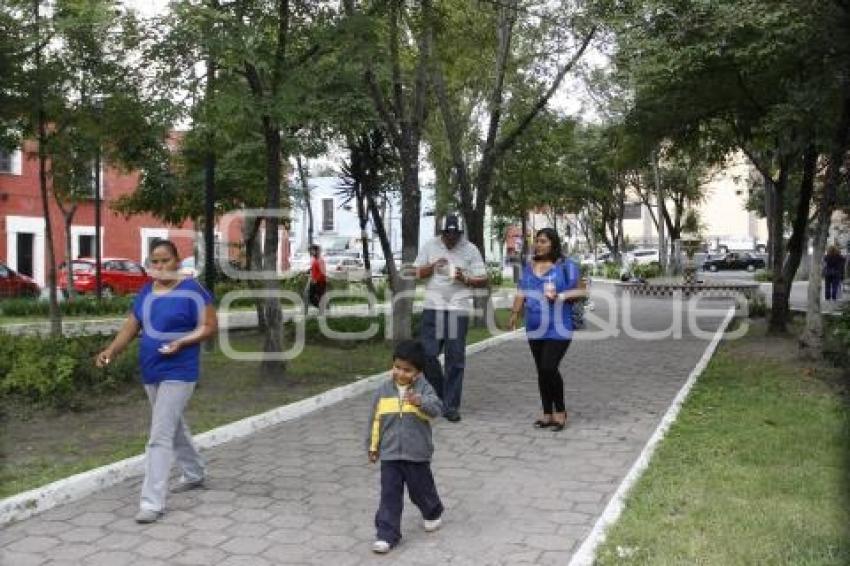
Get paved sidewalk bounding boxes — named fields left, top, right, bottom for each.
left=0, top=297, right=728, bottom=565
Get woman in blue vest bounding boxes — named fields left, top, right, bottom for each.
left=96, top=239, right=218, bottom=523
left=509, top=228, right=586, bottom=431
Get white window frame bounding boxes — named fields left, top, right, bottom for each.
left=0, top=148, right=23, bottom=175
left=70, top=225, right=103, bottom=260
left=257, top=228, right=286, bottom=274
left=140, top=228, right=169, bottom=266
left=6, top=216, right=46, bottom=286
left=321, top=198, right=335, bottom=233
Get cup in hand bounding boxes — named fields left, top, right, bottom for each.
left=544, top=278, right=556, bottom=300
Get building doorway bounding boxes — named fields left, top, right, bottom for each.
left=77, top=234, right=95, bottom=258
left=6, top=216, right=46, bottom=287
left=16, top=233, right=35, bottom=277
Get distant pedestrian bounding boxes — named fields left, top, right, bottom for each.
left=366, top=340, right=444, bottom=554
left=509, top=228, right=587, bottom=431
left=307, top=244, right=327, bottom=310
left=96, top=239, right=217, bottom=524
left=414, top=213, right=488, bottom=422
left=823, top=245, right=846, bottom=302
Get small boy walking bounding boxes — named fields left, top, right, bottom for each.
left=366, top=340, right=445, bottom=553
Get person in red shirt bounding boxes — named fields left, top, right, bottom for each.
left=307, top=244, right=327, bottom=310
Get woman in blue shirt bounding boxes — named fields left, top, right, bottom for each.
left=509, top=228, right=586, bottom=431
left=96, top=239, right=218, bottom=523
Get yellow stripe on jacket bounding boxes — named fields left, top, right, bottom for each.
left=369, top=396, right=432, bottom=452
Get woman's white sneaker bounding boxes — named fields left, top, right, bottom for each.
left=372, top=540, right=391, bottom=553
left=423, top=517, right=442, bottom=532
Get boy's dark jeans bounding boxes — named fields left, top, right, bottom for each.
left=375, top=460, right=443, bottom=545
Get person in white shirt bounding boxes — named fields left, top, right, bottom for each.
left=414, top=214, right=488, bottom=422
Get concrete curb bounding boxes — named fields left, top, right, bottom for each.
left=568, top=307, right=736, bottom=566
left=0, top=329, right=522, bottom=526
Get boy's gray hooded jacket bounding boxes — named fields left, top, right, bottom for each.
left=365, top=377, right=442, bottom=462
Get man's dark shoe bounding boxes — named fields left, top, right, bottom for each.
left=171, top=478, right=205, bottom=493
left=445, top=412, right=461, bottom=422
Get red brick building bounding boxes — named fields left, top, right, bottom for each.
left=0, top=138, right=290, bottom=289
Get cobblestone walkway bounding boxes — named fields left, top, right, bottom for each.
left=0, top=297, right=729, bottom=565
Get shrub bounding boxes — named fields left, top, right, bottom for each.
left=824, top=305, right=850, bottom=372
left=632, top=263, right=663, bottom=280
left=754, top=270, right=774, bottom=282
left=747, top=293, right=769, bottom=318
left=213, top=275, right=356, bottom=309
left=0, top=333, right=139, bottom=408
left=486, top=264, right=504, bottom=287
left=0, top=296, right=133, bottom=318
left=603, top=262, right=622, bottom=280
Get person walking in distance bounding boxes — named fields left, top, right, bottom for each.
left=414, top=214, right=488, bottom=422
left=96, top=239, right=217, bottom=523
left=509, top=228, right=586, bottom=431
left=822, top=245, right=846, bottom=304
left=307, top=244, right=327, bottom=311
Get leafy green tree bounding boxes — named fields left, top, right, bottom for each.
left=608, top=0, right=850, bottom=333
left=347, top=0, right=434, bottom=340
left=1, top=0, right=167, bottom=333
left=430, top=0, right=597, bottom=259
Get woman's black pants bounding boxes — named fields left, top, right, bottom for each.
left=528, top=339, right=571, bottom=414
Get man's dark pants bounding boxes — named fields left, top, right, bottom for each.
left=420, top=308, right=469, bottom=417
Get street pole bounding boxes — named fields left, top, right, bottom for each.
left=204, top=57, right=216, bottom=296
left=651, top=149, right=667, bottom=273
left=94, top=141, right=102, bottom=301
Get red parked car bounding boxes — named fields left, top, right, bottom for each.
left=0, top=261, right=41, bottom=298
left=59, top=258, right=150, bottom=298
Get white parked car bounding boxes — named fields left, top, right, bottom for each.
left=289, top=252, right=312, bottom=273
left=625, top=248, right=660, bottom=266
left=580, top=252, right=612, bottom=267
left=325, top=255, right=367, bottom=280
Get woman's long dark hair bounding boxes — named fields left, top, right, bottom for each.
left=534, top=228, right=563, bottom=262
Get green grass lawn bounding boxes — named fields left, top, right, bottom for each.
left=0, top=309, right=512, bottom=498
left=595, top=322, right=850, bottom=565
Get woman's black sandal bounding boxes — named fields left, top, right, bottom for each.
left=533, top=419, right=553, bottom=428
left=550, top=413, right=568, bottom=431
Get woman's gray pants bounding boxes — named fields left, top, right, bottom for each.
left=140, top=381, right=205, bottom=512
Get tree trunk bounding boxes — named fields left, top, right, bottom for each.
left=34, top=1, right=61, bottom=335
left=769, top=147, right=816, bottom=335
left=203, top=57, right=217, bottom=297
left=62, top=206, right=77, bottom=300
left=515, top=211, right=528, bottom=282
left=296, top=155, right=314, bottom=247
left=800, top=92, right=850, bottom=357
left=355, top=186, right=376, bottom=295
left=767, top=162, right=789, bottom=334
left=242, top=213, right=266, bottom=330
left=366, top=192, right=397, bottom=289
left=763, top=176, right=776, bottom=271
left=260, top=119, right=285, bottom=376
left=393, top=161, right=420, bottom=341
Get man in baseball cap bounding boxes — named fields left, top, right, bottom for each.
left=414, top=213, right=488, bottom=422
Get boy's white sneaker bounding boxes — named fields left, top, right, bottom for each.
left=372, top=540, right=391, bottom=553
left=423, top=517, right=442, bottom=532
